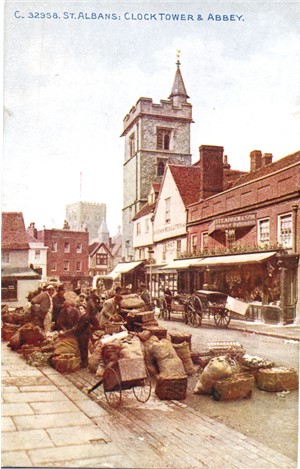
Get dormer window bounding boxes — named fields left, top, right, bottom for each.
left=157, top=128, right=172, bottom=150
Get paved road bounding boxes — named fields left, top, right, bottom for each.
left=157, top=317, right=299, bottom=460
left=2, top=329, right=298, bottom=468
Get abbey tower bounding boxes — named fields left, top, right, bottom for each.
left=121, top=59, right=193, bottom=260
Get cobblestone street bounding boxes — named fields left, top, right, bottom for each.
left=2, top=334, right=297, bottom=468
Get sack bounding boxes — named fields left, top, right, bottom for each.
left=151, top=339, right=186, bottom=378
left=193, top=356, right=235, bottom=395
left=142, top=335, right=159, bottom=376
left=54, top=333, right=80, bottom=357
left=120, top=336, right=144, bottom=360
left=88, top=340, right=103, bottom=372
left=173, top=342, right=195, bottom=376
left=120, top=295, right=145, bottom=309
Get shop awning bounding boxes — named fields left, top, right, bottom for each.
left=194, top=251, right=277, bottom=267
left=160, top=258, right=203, bottom=270
left=109, top=261, right=143, bottom=279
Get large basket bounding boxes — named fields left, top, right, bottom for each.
left=104, top=322, right=126, bottom=335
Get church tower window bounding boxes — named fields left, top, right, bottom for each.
left=157, top=161, right=165, bottom=176
left=157, top=128, right=172, bottom=150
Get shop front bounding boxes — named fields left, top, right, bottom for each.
left=161, top=251, right=298, bottom=324
left=109, top=261, right=145, bottom=292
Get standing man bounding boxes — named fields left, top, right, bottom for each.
left=139, top=283, right=151, bottom=309
left=52, top=285, right=66, bottom=329
left=99, top=293, right=123, bottom=327
left=31, top=284, right=56, bottom=332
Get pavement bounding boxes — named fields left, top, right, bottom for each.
left=228, top=318, right=300, bottom=342
left=1, top=321, right=299, bottom=468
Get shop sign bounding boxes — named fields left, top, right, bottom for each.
left=208, top=213, right=256, bottom=235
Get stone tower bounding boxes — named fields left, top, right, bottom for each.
left=121, top=59, right=193, bottom=260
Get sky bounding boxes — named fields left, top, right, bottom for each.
left=3, top=1, right=300, bottom=236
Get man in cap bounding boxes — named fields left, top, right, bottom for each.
left=31, top=284, right=56, bottom=332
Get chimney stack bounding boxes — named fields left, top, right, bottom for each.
left=199, top=145, right=224, bottom=199
left=250, top=150, right=262, bottom=172
left=262, top=153, right=273, bottom=167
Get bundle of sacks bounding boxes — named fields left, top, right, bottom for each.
left=88, top=330, right=196, bottom=401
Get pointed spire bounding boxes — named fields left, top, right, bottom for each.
left=97, top=218, right=110, bottom=244
left=168, top=50, right=190, bottom=103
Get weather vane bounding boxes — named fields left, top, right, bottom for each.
left=176, top=49, right=181, bottom=64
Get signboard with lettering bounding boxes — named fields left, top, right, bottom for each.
left=208, top=214, right=256, bottom=235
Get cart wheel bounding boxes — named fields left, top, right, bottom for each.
left=214, top=309, right=231, bottom=328
left=186, top=296, right=202, bottom=328
left=103, top=367, right=122, bottom=408
left=132, top=369, right=152, bottom=403
left=160, top=298, right=169, bottom=321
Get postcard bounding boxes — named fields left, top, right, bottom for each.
left=2, top=1, right=300, bottom=468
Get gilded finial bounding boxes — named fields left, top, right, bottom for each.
left=176, top=49, right=181, bottom=65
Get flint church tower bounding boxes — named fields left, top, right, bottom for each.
left=121, top=55, right=193, bottom=260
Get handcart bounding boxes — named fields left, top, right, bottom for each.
left=88, top=357, right=152, bottom=408
left=157, top=294, right=190, bottom=322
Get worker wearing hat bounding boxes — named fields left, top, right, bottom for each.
left=31, top=284, right=56, bottom=331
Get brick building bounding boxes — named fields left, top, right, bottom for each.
left=37, top=227, right=89, bottom=289
left=184, top=148, right=300, bottom=324
left=121, top=59, right=193, bottom=260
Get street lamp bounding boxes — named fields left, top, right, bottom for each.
left=148, top=246, right=154, bottom=303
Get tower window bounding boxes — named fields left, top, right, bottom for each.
left=129, top=133, right=136, bottom=158
left=157, top=161, right=165, bottom=176
left=157, top=128, right=172, bottom=150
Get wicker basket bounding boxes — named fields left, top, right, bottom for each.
left=104, top=322, right=126, bottom=335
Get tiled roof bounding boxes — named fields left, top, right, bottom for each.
left=152, top=182, right=161, bottom=193
left=2, top=212, right=29, bottom=250
left=133, top=201, right=156, bottom=221
left=89, top=242, right=99, bottom=255
left=168, top=165, right=201, bottom=207
left=231, top=150, right=300, bottom=188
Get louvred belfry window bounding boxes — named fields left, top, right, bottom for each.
left=157, top=128, right=172, bottom=150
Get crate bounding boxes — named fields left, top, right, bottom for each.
left=133, top=311, right=155, bottom=323
left=208, top=341, right=244, bottom=358
left=142, top=326, right=167, bottom=339
left=104, top=358, right=147, bottom=391
left=155, top=375, right=188, bottom=400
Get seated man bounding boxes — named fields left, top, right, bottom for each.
left=99, top=293, right=123, bottom=328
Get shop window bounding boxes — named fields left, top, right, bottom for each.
left=64, top=261, right=70, bottom=271
left=258, top=218, right=270, bottom=244
left=2, top=251, right=9, bottom=263
left=157, top=128, right=172, bottom=150
left=165, top=197, right=171, bottom=224
left=225, top=229, right=236, bottom=248
left=1, top=279, right=17, bottom=301
left=129, top=132, right=136, bottom=158
left=278, top=213, right=292, bottom=248
left=76, top=243, right=82, bottom=253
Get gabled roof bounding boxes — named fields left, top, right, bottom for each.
left=133, top=201, right=156, bottom=221
left=2, top=212, right=29, bottom=250
left=168, top=165, right=201, bottom=207
left=89, top=242, right=114, bottom=258
left=231, top=150, right=300, bottom=188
